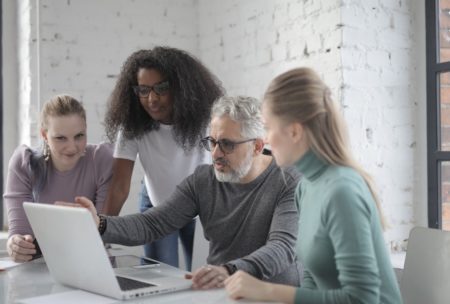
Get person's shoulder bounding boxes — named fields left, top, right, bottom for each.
left=115, top=129, right=138, bottom=145
left=177, top=164, right=213, bottom=190
left=88, top=142, right=114, bottom=159
left=266, top=159, right=301, bottom=186
left=193, top=163, right=214, bottom=178
left=9, top=144, right=34, bottom=168
left=13, top=144, right=33, bottom=156
left=324, top=166, right=366, bottom=192
left=322, top=166, right=374, bottom=213
left=280, top=164, right=302, bottom=183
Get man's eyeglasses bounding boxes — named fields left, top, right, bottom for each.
left=133, top=81, right=170, bottom=98
left=200, top=136, right=256, bottom=154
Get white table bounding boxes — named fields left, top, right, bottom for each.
left=1, top=257, right=272, bottom=304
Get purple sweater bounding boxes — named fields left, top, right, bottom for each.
left=4, top=143, right=113, bottom=237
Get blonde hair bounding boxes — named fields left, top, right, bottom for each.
left=40, top=94, right=86, bottom=130
left=264, top=67, right=386, bottom=228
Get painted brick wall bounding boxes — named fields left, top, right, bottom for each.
left=341, top=0, right=424, bottom=246
left=197, top=0, right=343, bottom=99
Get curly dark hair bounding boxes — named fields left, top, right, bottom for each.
left=104, top=46, right=224, bottom=150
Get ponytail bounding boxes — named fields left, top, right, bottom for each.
left=265, top=67, right=387, bottom=229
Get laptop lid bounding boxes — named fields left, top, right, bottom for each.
left=400, top=226, right=450, bottom=304
left=23, top=203, right=190, bottom=300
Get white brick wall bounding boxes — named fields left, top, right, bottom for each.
left=37, top=0, right=198, bottom=144
left=197, top=0, right=343, bottom=99
left=3, top=0, right=427, bottom=257
left=341, top=0, right=425, bottom=244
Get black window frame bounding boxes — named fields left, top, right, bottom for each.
left=426, top=0, right=450, bottom=228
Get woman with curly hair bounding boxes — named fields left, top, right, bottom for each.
left=102, top=46, right=224, bottom=270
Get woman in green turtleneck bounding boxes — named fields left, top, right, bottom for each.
left=224, top=67, right=402, bottom=304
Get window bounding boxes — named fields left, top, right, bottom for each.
left=426, top=0, right=450, bottom=229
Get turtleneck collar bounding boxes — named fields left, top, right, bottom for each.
left=294, top=149, right=328, bottom=182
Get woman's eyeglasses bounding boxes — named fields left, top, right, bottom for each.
left=133, top=81, right=170, bottom=98
left=200, top=136, right=256, bottom=154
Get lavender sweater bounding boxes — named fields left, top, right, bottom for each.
left=4, top=143, right=113, bottom=237
left=102, top=160, right=303, bottom=285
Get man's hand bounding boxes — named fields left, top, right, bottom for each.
left=7, top=234, right=36, bottom=262
left=55, top=196, right=99, bottom=228
left=185, top=265, right=229, bottom=289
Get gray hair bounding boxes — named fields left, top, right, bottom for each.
left=211, top=96, right=265, bottom=139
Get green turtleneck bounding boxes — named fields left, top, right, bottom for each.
left=294, top=150, right=402, bottom=304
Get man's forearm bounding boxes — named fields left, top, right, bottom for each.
left=102, top=201, right=194, bottom=246
left=101, top=213, right=152, bottom=245
left=229, top=236, right=297, bottom=280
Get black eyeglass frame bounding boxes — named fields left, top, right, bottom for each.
left=200, top=136, right=256, bottom=154
left=133, top=81, right=170, bottom=98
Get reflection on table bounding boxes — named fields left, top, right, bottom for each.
left=0, top=256, right=276, bottom=304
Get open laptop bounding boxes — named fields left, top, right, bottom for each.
left=400, top=226, right=450, bottom=304
left=23, top=202, right=192, bottom=300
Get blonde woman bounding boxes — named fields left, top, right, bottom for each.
left=4, top=95, right=113, bottom=262
left=224, top=68, right=402, bottom=303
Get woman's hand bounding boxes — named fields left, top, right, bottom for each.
left=224, top=270, right=271, bottom=301
left=225, top=270, right=296, bottom=303
left=7, top=234, right=36, bottom=262
left=55, top=196, right=99, bottom=228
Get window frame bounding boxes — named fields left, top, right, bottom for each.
left=426, top=0, right=450, bottom=228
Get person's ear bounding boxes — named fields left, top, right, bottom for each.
left=253, top=138, right=265, bottom=155
left=290, top=122, right=304, bottom=144
left=40, top=129, right=48, bottom=141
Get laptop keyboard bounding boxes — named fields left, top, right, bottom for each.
left=116, top=276, right=156, bottom=291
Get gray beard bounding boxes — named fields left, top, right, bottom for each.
left=214, top=149, right=253, bottom=183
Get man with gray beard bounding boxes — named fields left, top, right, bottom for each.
left=73, top=96, right=302, bottom=290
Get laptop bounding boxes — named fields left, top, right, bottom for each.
left=23, top=202, right=192, bottom=300
left=400, top=226, right=450, bottom=304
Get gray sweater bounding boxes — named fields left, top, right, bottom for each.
left=102, top=159, right=302, bottom=285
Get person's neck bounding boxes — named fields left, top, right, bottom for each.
left=51, top=160, right=77, bottom=173
left=239, top=154, right=272, bottom=184
left=158, top=118, right=173, bottom=125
